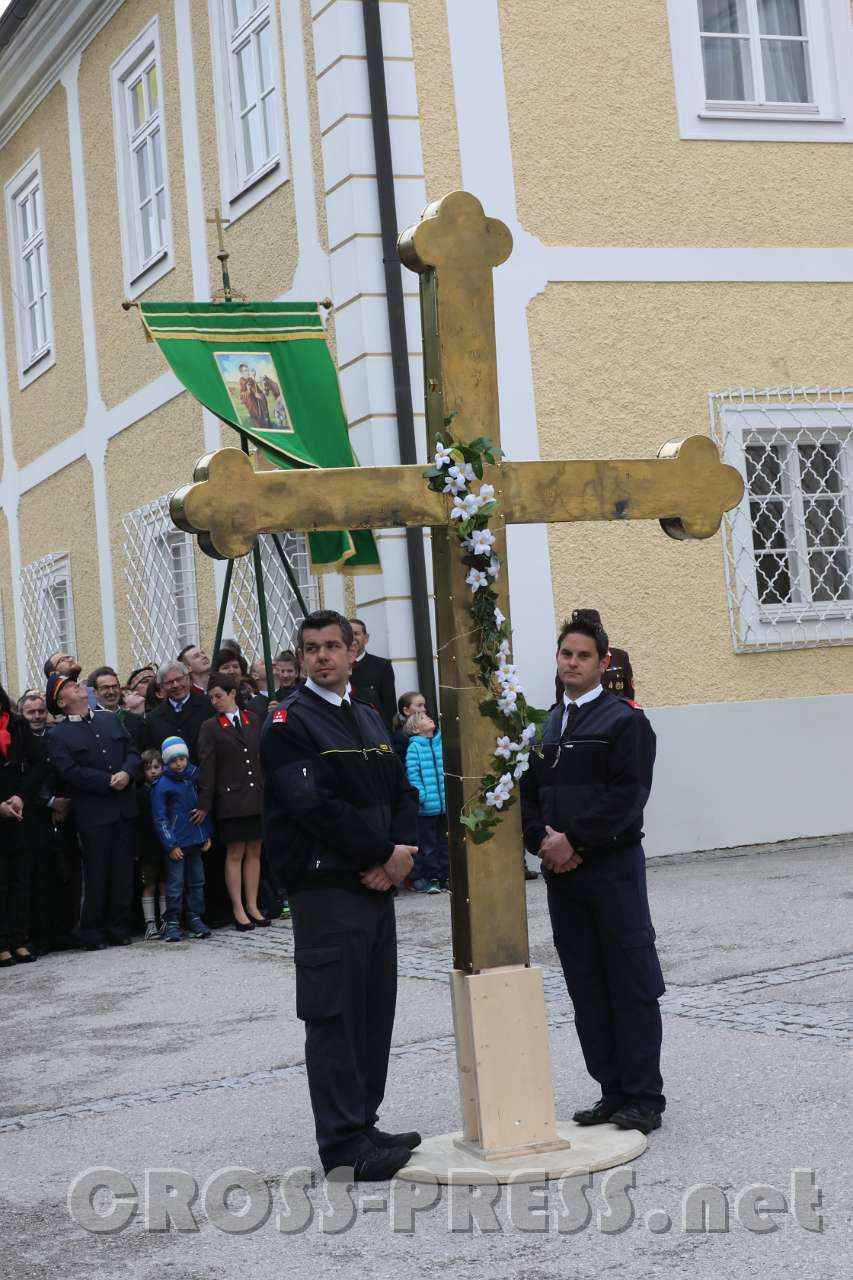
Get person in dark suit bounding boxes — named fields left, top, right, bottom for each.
left=522, top=615, right=664, bottom=1137
left=196, top=673, right=266, bottom=930
left=0, top=682, right=46, bottom=966
left=141, top=661, right=215, bottom=763
left=261, top=610, right=419, bottom=1182
left=17, top=691, right=74, bottom=954
left=347, top=618, right=397, bottom=729
left=553, top=608, right=636, bottom=703
left=46, top=675, right=141, bottom=950
left=87, top=666, right=144, bottom=747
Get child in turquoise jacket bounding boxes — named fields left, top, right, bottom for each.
left=404, top=711, right=449, bottom=893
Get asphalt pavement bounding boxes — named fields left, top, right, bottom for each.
left=2, top=834, right=852, bottom=1279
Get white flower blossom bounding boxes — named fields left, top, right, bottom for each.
left=485, top=788, right=505, bottom=810
left=497, top=689, right=518, bottom=714
left=521, top=723, right=537, bottom=744
left=487, top=557, right=500, bottom=579
left=513, top=751, right=530, bottom=780
left=434, top=442, right=452, bottom=468
left=497, top=772, right=514, bottom=795
left=443, top=472, right=468, bottom=496
left=497, top=661, right=518, bottom=683
left=465, top=567, right=488, bottom=591
left=498, top=638, right=511, bottom=657
left=471, top=528, right=496, bottom=557
left=461, top=492, right=482, bottom=517
left=494, top=736, right=514, bottom=760
left=461, top=535, right=474, bottom=551
left=478, top=483, right=495, bottom=504
left=494, top=607, right=506, bottom=628
left=450, top=496, right=468, bottom=520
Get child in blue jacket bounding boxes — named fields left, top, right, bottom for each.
left=150, top=735, right=214, bottom=941
left=404, top=711, right=449, bottom=894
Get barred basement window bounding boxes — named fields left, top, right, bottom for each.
left=20, top=554, right=76, bottom=687
left=229, top=534, right=318, bottom=661
left=711, top=388, right=853, bottom=650
left=123, top=497, right=199, bottom=667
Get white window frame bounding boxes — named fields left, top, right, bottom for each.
left=20, top=553, right=76, bottom=687
left=4, top=151, right=55, bottom=388
left=208, top=0, right=289, bottom=224
left=713, top=396, right=853, bottom=649
left=667, top=0, right=853, bottom=141
left=111, top=19, right=174, bottom=299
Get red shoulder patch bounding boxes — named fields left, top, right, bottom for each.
left=626, top=699, right=643, bottom=709
left=272, top=709, right=288, bottom=724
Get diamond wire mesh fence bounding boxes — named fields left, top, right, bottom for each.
left=227, top=533, right=319, bottom=661
left=710, top=387, right=853, bottom=652
left=123, top=496, right=200, bottom=669
left=20, top=552, right=75, bottom=688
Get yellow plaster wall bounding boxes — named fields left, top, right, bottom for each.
left=0, top=85, right=87, bottom=468
left=408, top=0, right=462, bottom=201
left=530, top=281, right=853, bottom=708
left=18, top=458, right=103, bottom=677
left=106, top=391, right=216, bottom=677
left=498, top=0, right=853, bottom=248
left=190, top=0, right=299, bottom=302
left=78, top=0, right=195, bottom=410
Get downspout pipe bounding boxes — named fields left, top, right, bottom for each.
left=361, top=0, right=438, bottom=715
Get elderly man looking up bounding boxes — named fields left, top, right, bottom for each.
left=141, top=662, right=215, bottom=763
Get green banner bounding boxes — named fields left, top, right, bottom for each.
left=139, top=300, right=379, bottom=574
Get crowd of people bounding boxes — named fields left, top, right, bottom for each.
left=0, top=619, right=454, bottom=968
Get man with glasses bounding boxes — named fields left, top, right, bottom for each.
left=88, top=666, right=144, bottom=748
left=141, top=662, right=215, bottom=763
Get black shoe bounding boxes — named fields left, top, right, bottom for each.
left=609, top=1105, right=662, bottom=1135
left=13, top=950, right=37, bottom=963
left=351, top=1146, right=412, bottom=1182
left=234, top=918, right=255, bottom=932
left=524, top=866, right=539, bottom=880
left=247, top=913, right=270, bottom=928
left=85, top=942, right=107, bottom=951
left=572, top=1099, right=623, bottom=1126
left=368, top=1127, right=422, bottom=1151
left=0, top=955, right=15, bottom=968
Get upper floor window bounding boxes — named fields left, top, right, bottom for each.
left=210, top=0, right=288, bottom=221
left=111, top=20, right=174, bottom=298
left=4, top=152, right=54, bottom=387
left=712, top=391, right=853, bottom=650
left=668, top=0, right=853, bottom=141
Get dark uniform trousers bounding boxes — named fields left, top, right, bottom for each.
left=290, top=885, right=397, bottom=1168
left=77, top=820, right=135, bottom=946
left=546, top=843, right=665, bottom=1112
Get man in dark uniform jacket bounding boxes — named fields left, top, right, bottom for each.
left=261, top=610, right=419, bottom=1181
left=141, top=661, right=215, bottom=763
left=522, top=615, right=665, bottom=1135
left=46, top=675, right=140, bottom=949
left=347, top=618, right=397, bottom=729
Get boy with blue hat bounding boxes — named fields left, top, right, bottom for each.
left=150, top=735, right=213, bottom=942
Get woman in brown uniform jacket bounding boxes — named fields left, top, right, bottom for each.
left=196, top=672, right=267, bottom=929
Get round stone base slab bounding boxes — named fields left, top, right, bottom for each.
left=397, top=1122, right=647, bottom=1185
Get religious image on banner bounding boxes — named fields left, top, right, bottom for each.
left=136, top=300, right=379, bottom=573
left=214, top=352, right=293, bottom=434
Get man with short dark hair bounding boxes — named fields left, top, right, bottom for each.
left=178, top=644, right=211, bottom=694
left=43, top=651, right=82, bottom=682
left=141, top=662, right=215, bottom=763
left=88, top=666, right=144, bottom=747
left=261, top=609, right=419, bottom=1181
left=521, top=615, right=664, bottom=1136
left=347, top=618, right=396, bottom=729
left=46, top=675, right=140, bottom=949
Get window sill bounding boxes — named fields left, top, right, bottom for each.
left=18, top=345, right=54, bottom=390
left=699, top=110, right=844, bottom=123
left=225, top=157, right=288, bottom=226
left=126, top=246, right=174, bottom=302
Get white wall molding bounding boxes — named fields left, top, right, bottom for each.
left=645, top=694, right=853, bottom=855
left=61, top=54, right=117, bottom=668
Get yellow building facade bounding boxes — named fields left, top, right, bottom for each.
left=1, top=0, right=852, bottom=854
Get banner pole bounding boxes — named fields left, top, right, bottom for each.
left=270, top=532, right=310, bottom=619
left=214, top=559, right=233, bottom=655
left=240, top=433, right=276, bottom=696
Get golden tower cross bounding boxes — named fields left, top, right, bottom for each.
left=173, top=192, right=742, bottom=1176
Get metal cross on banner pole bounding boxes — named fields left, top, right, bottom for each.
left=172, top=191, right=743, bottom=1182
